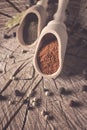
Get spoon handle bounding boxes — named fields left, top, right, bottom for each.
left=54, top=0, right=69, bottom=22
left=37, top=0, right=48, bottom=9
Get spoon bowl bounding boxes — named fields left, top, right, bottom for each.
left=33, top=20, right=68, bottom=78
left=33, top=0, right=69, bottom=78
left=17, top=2, right=48, bottom=50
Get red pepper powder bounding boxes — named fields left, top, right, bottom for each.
left=37, top=40, right=59, bottom=74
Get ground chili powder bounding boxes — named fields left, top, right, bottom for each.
left=37, top=35, right=59, bottom=75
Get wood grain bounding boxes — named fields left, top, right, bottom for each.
left=0, top=0, right=87, bottom=130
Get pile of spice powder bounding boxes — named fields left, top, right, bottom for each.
left=37, top=40, right=59, bottom=74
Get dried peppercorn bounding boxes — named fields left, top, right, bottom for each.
left=69, top=100, right=82, bottom=107
left=82, top=85, right=87, bottom=92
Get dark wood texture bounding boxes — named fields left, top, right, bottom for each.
left=0, top=0, right=87, bottom=130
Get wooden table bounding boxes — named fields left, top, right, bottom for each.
left=0, top=0, right=87, bottom=130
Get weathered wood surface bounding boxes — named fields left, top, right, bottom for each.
left=0, top=0, right=87, bottom=130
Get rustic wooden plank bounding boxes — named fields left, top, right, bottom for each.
left=0, top=0, right=87, bottom=130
